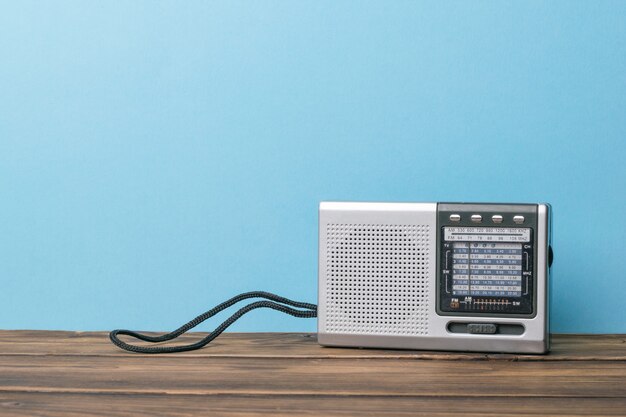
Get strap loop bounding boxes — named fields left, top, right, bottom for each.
left=109, top=291, right=317, bottom=354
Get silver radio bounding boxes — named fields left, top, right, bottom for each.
left=318, top=202, right=553, bottom=354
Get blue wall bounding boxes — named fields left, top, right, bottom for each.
left=1, top=1, right=625, bottom=333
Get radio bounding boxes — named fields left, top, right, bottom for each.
left=318, top=202, right=553, bottom=354
left=110, top=201, right=553, bottom=355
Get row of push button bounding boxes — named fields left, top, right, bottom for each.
left=449, top=214, right=525, bottom=224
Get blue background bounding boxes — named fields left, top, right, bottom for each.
left=1, top=1, right=625, bottom=333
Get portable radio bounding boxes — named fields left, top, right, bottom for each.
left=110, top=201, right=553, bottom=355
left=318, top=202, right=553, bottom=354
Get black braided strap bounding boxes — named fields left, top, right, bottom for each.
left=109, top=291, right=317, bottom=354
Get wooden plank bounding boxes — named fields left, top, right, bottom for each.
left=2, top=392, right=626, bottom=417
left=1, top=355, right=626, bottom=398
left=1, top=331, right=626, bottom=361
left=1, top=331, right=626, bottom=416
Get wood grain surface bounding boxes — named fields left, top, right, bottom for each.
left=1, top=331, right=626, bottom=416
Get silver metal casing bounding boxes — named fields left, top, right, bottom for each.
left=317, top=202, right=551, bottom=354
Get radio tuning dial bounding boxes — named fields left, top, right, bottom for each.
left=441, top=225, right=534, bottom=315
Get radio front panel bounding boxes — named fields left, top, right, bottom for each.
left=318, top=201, right=551, bottom=354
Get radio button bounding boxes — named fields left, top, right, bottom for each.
left=471, top=214, right=482, bottom=223
left=491, top=215, right=503, bottom=223
left=513, top=215, right=525, bottom=224
left=450, top=214, right=461, bottom=222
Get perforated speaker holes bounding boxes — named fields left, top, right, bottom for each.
left=325, top=224, right=430, bottom=336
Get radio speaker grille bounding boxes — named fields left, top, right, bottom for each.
left=324, top=223, right=430, bottom=336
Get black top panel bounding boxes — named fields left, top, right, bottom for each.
left=438, top=203, right=537, bottom=227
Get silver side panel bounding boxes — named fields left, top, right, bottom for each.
left=318, top=202, right=551, bottom=354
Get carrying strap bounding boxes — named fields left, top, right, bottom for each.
left=109, top=291, right=317, bottom=354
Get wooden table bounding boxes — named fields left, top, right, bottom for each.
left=1, top=331, right=626, bottom=416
